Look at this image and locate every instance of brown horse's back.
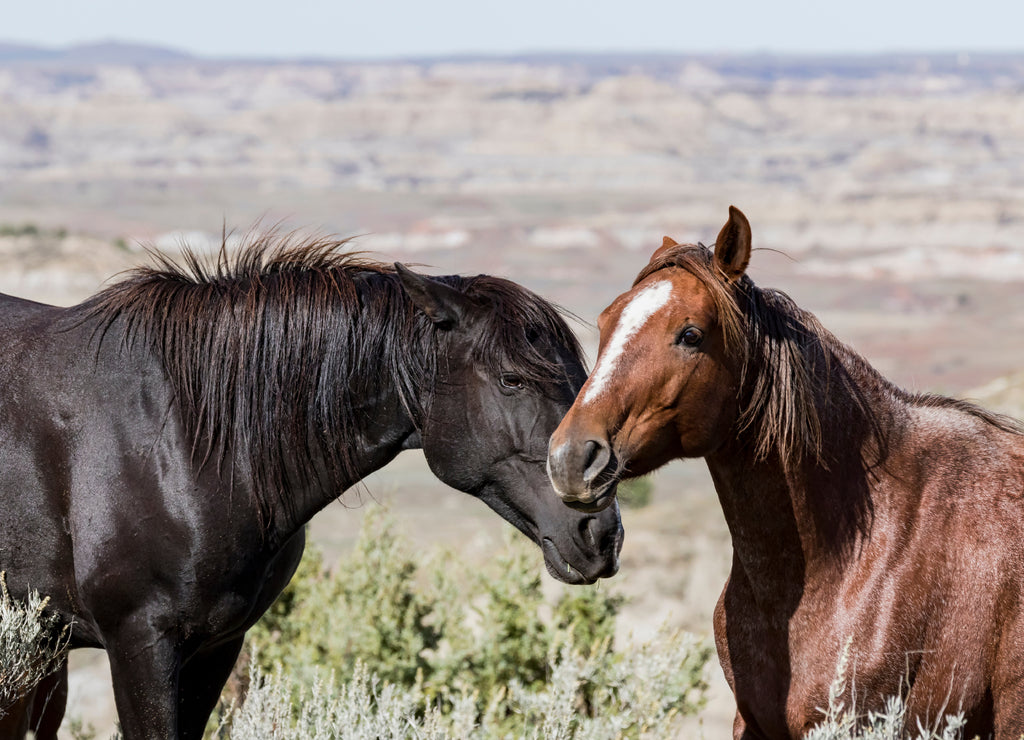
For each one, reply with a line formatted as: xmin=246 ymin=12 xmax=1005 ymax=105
xmin=755 ymin=404 xmax=1024 ymax=734
xmin=895 ymin=407 xmax=1024 ymax=731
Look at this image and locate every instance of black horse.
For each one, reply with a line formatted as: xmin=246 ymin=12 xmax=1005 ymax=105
xmin=0 ymin=235 xmax=622 ymax=739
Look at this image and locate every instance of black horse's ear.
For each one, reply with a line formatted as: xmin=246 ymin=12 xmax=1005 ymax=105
xmin=713 ymin=206 xmax=752 ymax=282
xmin=395 ymin=263 xmax=468 ymax=328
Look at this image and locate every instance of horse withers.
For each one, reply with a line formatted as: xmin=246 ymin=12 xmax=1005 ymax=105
xmin=548 ymin=207 xmax=1024 ymax=738
xmin=0 ymin=235 xmax=622 ymax=739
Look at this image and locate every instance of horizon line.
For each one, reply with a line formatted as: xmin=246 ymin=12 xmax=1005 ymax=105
xmin=2 ymin=37 xmax=1022 ymax=64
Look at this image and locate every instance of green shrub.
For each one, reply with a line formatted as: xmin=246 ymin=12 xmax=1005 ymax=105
xmin=222 ymin=506 xmax=712 ymax=738
xmin=248 ymin=509 xmax=441 ymax=690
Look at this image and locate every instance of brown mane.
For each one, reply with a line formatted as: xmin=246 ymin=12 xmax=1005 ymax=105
xmin=637 ymin=242 xmax=1024 ymax=468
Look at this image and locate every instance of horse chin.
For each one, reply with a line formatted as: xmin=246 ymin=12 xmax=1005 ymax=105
xmin=541 ymin=538 xmax=596 ymax=585
xmin=562 ymin=486 xmax=617 ymax=513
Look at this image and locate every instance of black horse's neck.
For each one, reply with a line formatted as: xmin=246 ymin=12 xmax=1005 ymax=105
xmin=83 ymin=250 xmax=441 ymax=548
xmin=242 ymin=270 xmax=439 ymax=547
xmin=265 ymin=364 xmax=423 ymax=547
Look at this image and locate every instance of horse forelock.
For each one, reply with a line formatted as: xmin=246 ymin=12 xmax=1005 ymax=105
xmin=633 ymin=243 xmax=747 ymax=353
xmin=456 ymin=274 xmax=586 ymax=385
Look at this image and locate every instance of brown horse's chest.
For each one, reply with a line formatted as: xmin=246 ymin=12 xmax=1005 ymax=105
xmin=720 ymin=553 xmax=1000 ymax=737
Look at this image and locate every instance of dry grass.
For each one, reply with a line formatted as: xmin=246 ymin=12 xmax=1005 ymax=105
xmin=0 ymin=572 xmax=70 ymax=717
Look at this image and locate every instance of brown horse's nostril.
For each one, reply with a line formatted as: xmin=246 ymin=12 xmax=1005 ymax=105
xmin=582 ymin=438 xmax=611 ymax=484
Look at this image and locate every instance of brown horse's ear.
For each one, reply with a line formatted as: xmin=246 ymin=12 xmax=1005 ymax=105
xmin=713 ymin=206 xmax=751 ymax=282
xmin=647 ymin=236 xmax=679 ymax=265
xmin=394 ymin=262 xmax=468 ymax=328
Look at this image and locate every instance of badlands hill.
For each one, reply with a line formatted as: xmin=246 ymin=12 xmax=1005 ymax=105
xmin=2 ymin=47 xmax=1024 ymax=257
xmin=2 ymin=45 xmax=1023 ymax=390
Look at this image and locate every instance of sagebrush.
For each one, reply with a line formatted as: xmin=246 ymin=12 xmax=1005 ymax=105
xmin=216 ymin=506 xmax=712 ymax=738
xmin=803 ymin=637 xmax=968 ymax=740
xmin=0 ymin=572 xmax=70 ymax=717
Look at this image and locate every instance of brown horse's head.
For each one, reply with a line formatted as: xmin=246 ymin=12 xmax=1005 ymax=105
xmin=548 ymin=206 xmax=753 ymax=509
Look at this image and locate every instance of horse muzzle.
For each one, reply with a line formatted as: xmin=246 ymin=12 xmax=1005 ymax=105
xmin=547 ymin=433 xmax=620 ymax=512
xmin=540 ymin=501 xmax=623 ymax=584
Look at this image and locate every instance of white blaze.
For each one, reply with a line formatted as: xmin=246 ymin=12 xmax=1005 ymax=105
xmin=582 ymin=280 xmax=673 ymax=405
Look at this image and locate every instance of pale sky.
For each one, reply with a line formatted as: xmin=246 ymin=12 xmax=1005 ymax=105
xmin=5 ymin=0 xmax=1022 ymax=59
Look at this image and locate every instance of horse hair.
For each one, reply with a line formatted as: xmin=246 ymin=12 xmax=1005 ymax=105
xmin=636 ymin=243 xmax=1024 ymax=469
xmin=80 ymin=231 xmax=583 ymax=528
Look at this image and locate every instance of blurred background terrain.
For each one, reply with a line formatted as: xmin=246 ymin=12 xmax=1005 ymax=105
xmin=2 ymin=44 xmax=1024 ymax=735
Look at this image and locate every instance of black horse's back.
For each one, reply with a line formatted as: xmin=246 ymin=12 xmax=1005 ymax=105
xmin=0 ymin=295 xmax=162 ymax=640
xmin=0 ymin=295 xmax=87 ymax=647
xmin=0 ymin=291 xmax=58 ymax=345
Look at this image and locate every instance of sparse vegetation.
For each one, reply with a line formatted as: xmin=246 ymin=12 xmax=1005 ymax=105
xmin=215 ymin=506 xmax=712 ymax=738
xmin=0 ymin=572 xmax=70 ymax=717
xmin=0 ymin=512 xmax=995 ymax=738
xmin=0 ymin=223 xmax=72 ymax=241
xmin=0 ymin=223 xmax=41 ymax=238
xmin=803 ymin=638 xmax=967 ymax=740
xmin=225 ymin=627 xmax=709 ymax=740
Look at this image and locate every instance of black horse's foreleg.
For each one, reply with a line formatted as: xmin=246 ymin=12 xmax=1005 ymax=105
xmin=0 ymin=696 xmax=30 ymax=740
xmin=28 ymin=660 xmax=68 ymax=740
xmin=0 ymin=661 xmax=67 ymax=740
xmin=177 ymin=637 xmax=245 ymax=740
xmin=106 ymin=631 xmax=182 ymax=740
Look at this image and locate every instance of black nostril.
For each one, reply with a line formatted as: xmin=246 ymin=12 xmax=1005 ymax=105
xmin=581 ymin=438 xmax=611 ymax=484
xmin=581 ymin=516 xmax=598 ymax=548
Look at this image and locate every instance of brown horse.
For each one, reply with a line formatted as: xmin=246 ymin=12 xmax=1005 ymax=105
xmin=548 ymin=206 xmax=1024 ymax=738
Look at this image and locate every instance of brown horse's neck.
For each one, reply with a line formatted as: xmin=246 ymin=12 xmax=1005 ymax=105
xmin=706 ymin=452 xmax=807 ymax=615
xmin=705 ymin=354 xmax=904 ymax=610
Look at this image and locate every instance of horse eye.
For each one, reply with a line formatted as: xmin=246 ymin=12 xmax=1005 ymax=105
xmin=500 ymin=373 xmax=524 ymax=390
xmin=678 ymin=327 xmax=703 ymax=347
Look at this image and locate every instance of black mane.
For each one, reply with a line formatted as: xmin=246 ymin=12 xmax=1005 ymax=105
xmin=81 ymin=233 xmax=583 ymax=527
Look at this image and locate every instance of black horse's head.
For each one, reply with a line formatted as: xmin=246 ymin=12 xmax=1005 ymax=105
xmin=396 ymin=264 xmax=622 ymax=584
